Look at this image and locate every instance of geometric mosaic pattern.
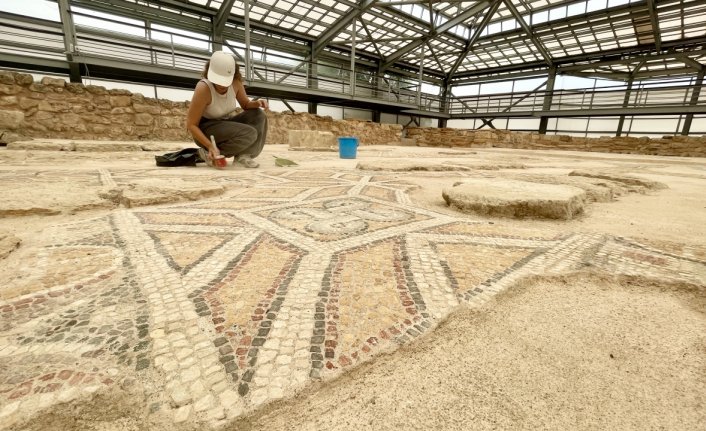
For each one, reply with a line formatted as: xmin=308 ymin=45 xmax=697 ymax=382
xmin=1 ymin=168 xmax=704 ymax=428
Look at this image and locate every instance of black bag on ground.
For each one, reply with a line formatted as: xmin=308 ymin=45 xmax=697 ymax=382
xmin=155 ymin=148 xmax=203 ymax=167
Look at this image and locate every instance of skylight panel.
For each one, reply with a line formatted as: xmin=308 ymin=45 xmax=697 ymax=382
xmin=501 ymin=19 xmax=517 ymax=31
xmin=73 ymin=6 xmax=145 ymax=37
xmin=251 ymin=5 xmax=268 ymax=16
xmin=487 ymin=22 xmax=502 ymax=35
xmin=151 ymin=24 xmax=209 ymax=50
xmin=607 ymin=0 xmax=629 ymax=6
xmin=549 ymin=7 xmax=567 ymax=21
xmin=567 ymin=2 xmax=587 ymax=17
xmin=533 ymin=10 xmax=549 ymax=24
xmin=333 ymin=2 xmax=349 ymax=12
xmin=269 ymin=11 xmax=284 ymax=21
xmin=292 ymin=5 xmax=308 ymax=16
xmin=586 ymin=0 xmax=605 ymax=13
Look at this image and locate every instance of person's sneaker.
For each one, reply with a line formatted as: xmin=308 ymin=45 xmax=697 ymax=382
xmin=235 ymin=154 xmax=259 ymax=168
xmin=198 ymin=147 xmax=214 ymax=167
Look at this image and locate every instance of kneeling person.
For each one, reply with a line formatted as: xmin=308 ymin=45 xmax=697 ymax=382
xmin=186 ymin=51 xmax=268 ymax=168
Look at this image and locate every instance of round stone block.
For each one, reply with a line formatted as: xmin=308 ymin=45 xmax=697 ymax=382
xmin=442 ymin=178 xmax=586 ymax=220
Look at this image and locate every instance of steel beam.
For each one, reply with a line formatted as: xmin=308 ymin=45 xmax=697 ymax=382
xmin=380 ymin=0 xmax=490 ymax=71
xmin=447 ymin=0 xmax=500 ymax=80
xmin=538 ymin=66 xmax=556 ymax=134
xmin=646 ymin=0 xmax=662 ymax=52
xmin=58 ymin=0 xmax=81 ymax=82
xmin=616 ymin=79 xmax=633 ymax=137
xmin=681 ymin=68 xmax=705 ymax=135
xmin=502 ymin=0 xmax=552 ymax=66
xmin=213 ymin=0 xmax=236 ymax=39
xmin=449 ymin=105 xmax=706 ymax=119
xmin=312 ymin=0 xmax=377 ymax=59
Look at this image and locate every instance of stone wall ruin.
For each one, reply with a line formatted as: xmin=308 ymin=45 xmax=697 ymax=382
xmin=1 ymin=70 xmax=705 ymax=157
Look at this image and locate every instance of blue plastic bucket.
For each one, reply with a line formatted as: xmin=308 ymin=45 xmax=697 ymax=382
xmin=338 ymin=136 xmax=359 ymax=159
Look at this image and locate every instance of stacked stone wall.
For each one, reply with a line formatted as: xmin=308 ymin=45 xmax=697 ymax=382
xmin=0 ymin=71 xmax=402 ymax=145
xmin=406 ymin=126 xmax=706 ymax=157
xmin=2 ymin=70 xmax=704 ymax=156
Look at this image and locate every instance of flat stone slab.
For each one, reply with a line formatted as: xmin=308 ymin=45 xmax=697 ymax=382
xmin=443 ymin=178 xmax=586 ymax=220
xmin=140 ymin=141 xmax=192 ymax=152
xmin=288 ymin=130 xmax=336 ymax=151
xmin=6 ymin=140 xmax=191 ymax=152
xmin=74 ymin=141 xmax=143 ymax=152
xmin=110 ymin=181 xmax=226 ymax=207
xmin=569 ymin=170 xmax=668 ymax=191
xmin=6 ymin=140 xmax=75 ymax=151
xmin=357 ymin=160 xmax=524 ymax=171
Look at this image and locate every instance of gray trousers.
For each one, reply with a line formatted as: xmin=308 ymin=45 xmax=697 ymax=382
xmin=196 ymin=108 xmax=268 ymax=158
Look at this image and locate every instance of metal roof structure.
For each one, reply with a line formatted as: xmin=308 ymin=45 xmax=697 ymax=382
xmin=1 ymin=0 xmax=705 ymax=134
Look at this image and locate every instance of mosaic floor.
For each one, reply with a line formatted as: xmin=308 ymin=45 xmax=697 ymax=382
xmin=1 ymin=163 xmax=705 ymax=429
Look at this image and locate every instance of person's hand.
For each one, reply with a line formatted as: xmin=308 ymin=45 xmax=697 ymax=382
xmin=256 ymin=99 xmax=269 ymax=110
xmin=209 ymin=146 xmax=221 ymax=161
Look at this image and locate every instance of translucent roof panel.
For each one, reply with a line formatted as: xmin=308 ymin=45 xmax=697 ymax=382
xmin=163 ymin=0 xmax=702 ymax=80
xmin=178 ymin=0 xmax=354 ymax=38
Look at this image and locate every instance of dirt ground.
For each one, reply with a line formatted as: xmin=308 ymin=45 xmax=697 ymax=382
xmin=232 ymin=272 xmax=706 ymax=431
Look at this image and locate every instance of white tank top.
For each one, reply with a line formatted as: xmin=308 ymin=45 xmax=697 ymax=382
xmin=201 ymin=79 xmax=237 ymax=120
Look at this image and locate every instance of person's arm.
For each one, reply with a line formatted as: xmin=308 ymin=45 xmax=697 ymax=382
xmin=234 ymin=80 xmax=269 ymax=110
xmin=186 ymin=81 xmax=220 ymax=159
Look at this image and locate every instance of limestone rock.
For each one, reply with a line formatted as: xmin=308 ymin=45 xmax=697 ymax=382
xmin=102 ymin=181 xmax=226 ymax=208
xmin=0 ymin=132 xmax=25 ymax=144
xmin=0 ymin=183 xmax=113 ymax=217
xmin=569 ymin=171 xmax=668 ymax=191
xmin=0 ymin=110 xmax=24 ymax=129
xmin=40 ymin=77 xmax=66 ymax=87
xmin=7 ymin=140 xmax=75 ymax=151
xmin=74 ymin=141 xmax=143 ymax=152
xmin=443 ymin=178 xmax=586 ymax=220
xmin=357 ymin=160 xmax=523 ymax=171
xmin=288 ymin=130 xmax=336 ymax=151
xmin=0 ymin=230 xmax=21 ymax=259
xmin=140 ymin=141 xmax=191 ymax=152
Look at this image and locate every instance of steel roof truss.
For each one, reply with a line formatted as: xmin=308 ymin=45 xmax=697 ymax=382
xmin=447 ymin=0 xmax=501 ymax=79
xmin=214 ymin=0 xmax=237 ymax=38
xmin=380 ymin=0 xmax=491 ymax=71
xmin=502 ymin=0 xmax=552 ymax=66
xmin=313 ymin=0 xmax=377 ymax=58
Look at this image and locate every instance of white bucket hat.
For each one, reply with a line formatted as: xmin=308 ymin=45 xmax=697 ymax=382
xmin=207 ymin=51 xmax=236 ymax=87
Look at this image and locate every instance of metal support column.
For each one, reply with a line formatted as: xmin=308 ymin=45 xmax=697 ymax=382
xmin=439 ymin=78 xmax=450 ymax=128
xmin=416 ymin=45 xmax=425 ymax=107
xmin=616 ymin=79 xmax=633 ymax=137
xmin=243 ymin=0 xmax=252 ymax=81
xmin=440 ymin=79 xmax=450 ymax=115
xmin=350 ymin=19 xmax=356 ymax=97
xmin=308 ymin=41 xmax=318 ymax=90
xmin=681 ymin=69 xmax=704 ymax=136
xmin=308 ymin=102 xmax=317 ymax=114
xmin=212 ymin=35 xmax=223 ymax=52
xmin=538 ymin=66 xmax=556 ymax=134
xmin=58 ymin=0 xmax=81 ymax=83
